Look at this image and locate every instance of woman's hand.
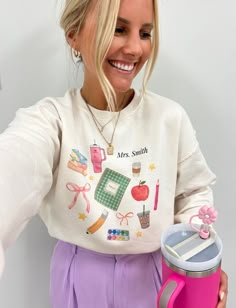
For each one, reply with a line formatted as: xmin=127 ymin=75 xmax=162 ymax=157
xmin=217 ymin=270 xmax=228 ymax=307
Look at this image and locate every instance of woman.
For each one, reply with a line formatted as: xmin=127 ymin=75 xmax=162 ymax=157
xmin=0 ymin=0 xmax=228 ymax=307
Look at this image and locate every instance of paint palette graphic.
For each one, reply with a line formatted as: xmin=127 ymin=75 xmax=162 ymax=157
xmin=107 ymin=229 xmax=130 ymax=241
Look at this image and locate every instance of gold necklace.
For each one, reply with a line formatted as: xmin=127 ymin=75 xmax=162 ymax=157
xmin=86 ymin=103 xmax=121 ymax=155
xmin=83 ymin=89 xmax=133 ymax=155
xmin=87 ymin=110 xmax=116 ymax=132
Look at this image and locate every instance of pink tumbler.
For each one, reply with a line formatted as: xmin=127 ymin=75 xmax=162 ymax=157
xmin=157 ymin=223 xmax=223 ymax=308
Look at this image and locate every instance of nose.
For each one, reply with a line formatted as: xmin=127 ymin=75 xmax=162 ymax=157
xmin=123 ymin=33 xmax=143 ymax=58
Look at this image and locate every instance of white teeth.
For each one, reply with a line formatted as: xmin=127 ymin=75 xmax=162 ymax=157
xmin=110 ymin=61 xmax=134 ymax=71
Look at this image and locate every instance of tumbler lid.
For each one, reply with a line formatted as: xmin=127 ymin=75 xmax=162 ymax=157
xmin=161 ymin=223 xmax=223 ymax=272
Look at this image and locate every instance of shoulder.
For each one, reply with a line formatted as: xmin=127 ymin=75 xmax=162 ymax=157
xmin=142 ymin=90 xmax=189 ymax=120
xmin=21 ymin=88 xmax=80 ymax=120
xmin=143 ymin=90 xmax=180 ymax=107
xmin=10 ymin=89 xmax=78 ymax=129
xmin=34 ymin=88 xmax=78 ymax=110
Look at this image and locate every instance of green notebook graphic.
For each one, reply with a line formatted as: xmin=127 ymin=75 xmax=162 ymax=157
xmin=95 ymin=168 xmax=131 ymax=211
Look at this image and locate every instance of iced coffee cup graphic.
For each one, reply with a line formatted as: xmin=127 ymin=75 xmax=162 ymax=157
xmin=90 ymin=143 xmax=106 ymax=173
xmin=137 ymin=205 xmax=150 ymax=229
xmin=132 ymin=162 xmax=141 ymax=177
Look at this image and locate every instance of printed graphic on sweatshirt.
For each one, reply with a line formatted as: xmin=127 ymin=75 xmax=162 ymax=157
xmin=132 ymin=161 xmax=141 ymax=177
xmin=66 ymin=182 xmax=91 ymax=213
xmin=131 ymin=180 xmax=150 ymax=201
xmin=95 ymin=168 xmax=131 ymax=211
xmin=116 ymin=211 xmax=134 ymax=226
xmin=153 ymin=179 xmax=160 ymax=211
xmin=136 ymin=231 xmax=143 ymax=237
xmin=78 ymin=213 xmax=87 ymax=221
xmin=137 ymin=204 xmax=150 ymax=229
xmin=107 ymin=229 xmax=130 ymax=241
xmin=117 ymin=147 xmax=148 ymax=158
xmin=86 ymin=209 xmax=109 ymax=234
xmin=149 ymin=163 xmax=156 ymax=171
xmin=90 ymin=142 xmax=106 ymax=173
xmin=67 ymin=149 xmax=88 ymax=176
xmin=131 ymin=181 xmax=151 ymax=229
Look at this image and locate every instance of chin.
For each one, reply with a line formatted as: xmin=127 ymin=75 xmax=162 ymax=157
xmin=111 ymin=81 xmax=134 ymax=94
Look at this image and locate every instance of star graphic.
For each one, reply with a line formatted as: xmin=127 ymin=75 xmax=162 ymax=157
xmin=149 ymin=163 xmax=156 ymax=171
xmin=78 ymin=213 xmax=87 ymax=221
xmin=88 ymin=175 xmax=94 ymax=181
xmin=136 ymin=231 xmax=142 ymax=237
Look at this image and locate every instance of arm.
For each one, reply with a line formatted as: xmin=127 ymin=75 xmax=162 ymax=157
xmin=174 ymin=145 xmax=216 ymax=223
xmin=0 ymin=99 xmax=62 ymax=277
xmin=173 ymin=106 xmax=216 ymax=222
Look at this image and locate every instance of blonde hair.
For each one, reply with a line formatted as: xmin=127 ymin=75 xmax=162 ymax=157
xmin=60 ymin=0 xmax=159 ymax=111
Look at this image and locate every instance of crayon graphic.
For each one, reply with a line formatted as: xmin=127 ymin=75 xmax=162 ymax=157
xmin=86 ymin=210 xmax=109 ymax=234
xmin=154 ymin=179 xmax=160 ymax=211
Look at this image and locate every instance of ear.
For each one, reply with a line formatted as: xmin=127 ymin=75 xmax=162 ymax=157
xmin=66 ymin=31 xmax=80 ymax=50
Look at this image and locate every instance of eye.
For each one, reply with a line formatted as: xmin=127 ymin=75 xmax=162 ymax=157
xmin=115 ymin=27 xmax=125 ymax=35
xmin=140 ymin=31 xmax=152 ymax=40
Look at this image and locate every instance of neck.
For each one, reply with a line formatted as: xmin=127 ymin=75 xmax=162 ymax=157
xmin=80 ymin=87 xmax=134 ymax=111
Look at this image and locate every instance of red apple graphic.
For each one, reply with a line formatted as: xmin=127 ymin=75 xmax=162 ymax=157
xmin=131 ymin=181 xmax=149 ymax=201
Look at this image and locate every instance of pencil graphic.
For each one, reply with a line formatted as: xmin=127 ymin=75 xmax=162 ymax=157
xmin=86 ymin=210 xmax=109 ymax=234
xmin=154 ymin=179 xmax=160 ymax=211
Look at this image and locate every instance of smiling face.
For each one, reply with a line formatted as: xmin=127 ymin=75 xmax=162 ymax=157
xmin=103 ymin=0 xmax=153 ymax=93
xmin=68 ymin=0 xmax=154 ymax=109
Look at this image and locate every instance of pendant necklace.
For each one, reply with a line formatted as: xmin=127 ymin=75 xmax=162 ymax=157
xmin=87 ymin=109 xmax=116 ymax=132
xmin=86 ymin=103 xmax=121 ymax=155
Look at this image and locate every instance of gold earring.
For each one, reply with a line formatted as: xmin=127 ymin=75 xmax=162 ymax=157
xmin=73 ymin=49 xmax=80 ymax=58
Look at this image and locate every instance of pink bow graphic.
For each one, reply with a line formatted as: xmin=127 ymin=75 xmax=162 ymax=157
xmin=66 ymin=182 xmax=91 ymax=213
xmin=116 ymin=212 xmax=134 ymax=225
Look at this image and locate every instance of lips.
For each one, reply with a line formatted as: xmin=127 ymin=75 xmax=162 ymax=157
xmin=109 ymin=60 xmax=135 ymax=72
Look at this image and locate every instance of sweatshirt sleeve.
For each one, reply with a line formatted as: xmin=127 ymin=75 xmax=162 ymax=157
xmin=174 ymin=108 xmax=216 ymax=223
xmin=0 ymin=99 xmax=62 ymax=277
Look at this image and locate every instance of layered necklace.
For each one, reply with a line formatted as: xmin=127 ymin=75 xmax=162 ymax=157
xmin=84 ymin=90 xmax=133 ymax=155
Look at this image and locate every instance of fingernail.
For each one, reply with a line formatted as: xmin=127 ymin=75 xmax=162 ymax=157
xmin=220 ymin=291 xmax=225 ymax=301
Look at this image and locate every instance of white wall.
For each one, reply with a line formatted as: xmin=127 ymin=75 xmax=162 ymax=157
xmin=0 ymin=0 xmax=235 ymax=307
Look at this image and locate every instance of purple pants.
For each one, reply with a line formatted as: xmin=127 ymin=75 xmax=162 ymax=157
xmin=50 ymin=241 xmax=162 ymax=308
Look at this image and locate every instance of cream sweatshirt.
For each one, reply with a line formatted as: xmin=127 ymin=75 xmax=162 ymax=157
xmin=0 ymin=89 xmax=216 ymax=276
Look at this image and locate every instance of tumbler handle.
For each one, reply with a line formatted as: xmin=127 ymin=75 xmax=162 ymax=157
xmin=157 ymin=275 xmax=185 ymax=308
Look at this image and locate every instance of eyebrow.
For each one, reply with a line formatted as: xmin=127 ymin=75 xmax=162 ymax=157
xmin=117 ymin=17 xmax=153 ymax=28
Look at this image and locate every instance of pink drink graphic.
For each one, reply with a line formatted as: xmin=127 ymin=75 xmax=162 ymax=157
xmin=90 ymin=143 xmax=106 ymax=173
xmin=154 ymin=179 xmax=160 ymax=211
